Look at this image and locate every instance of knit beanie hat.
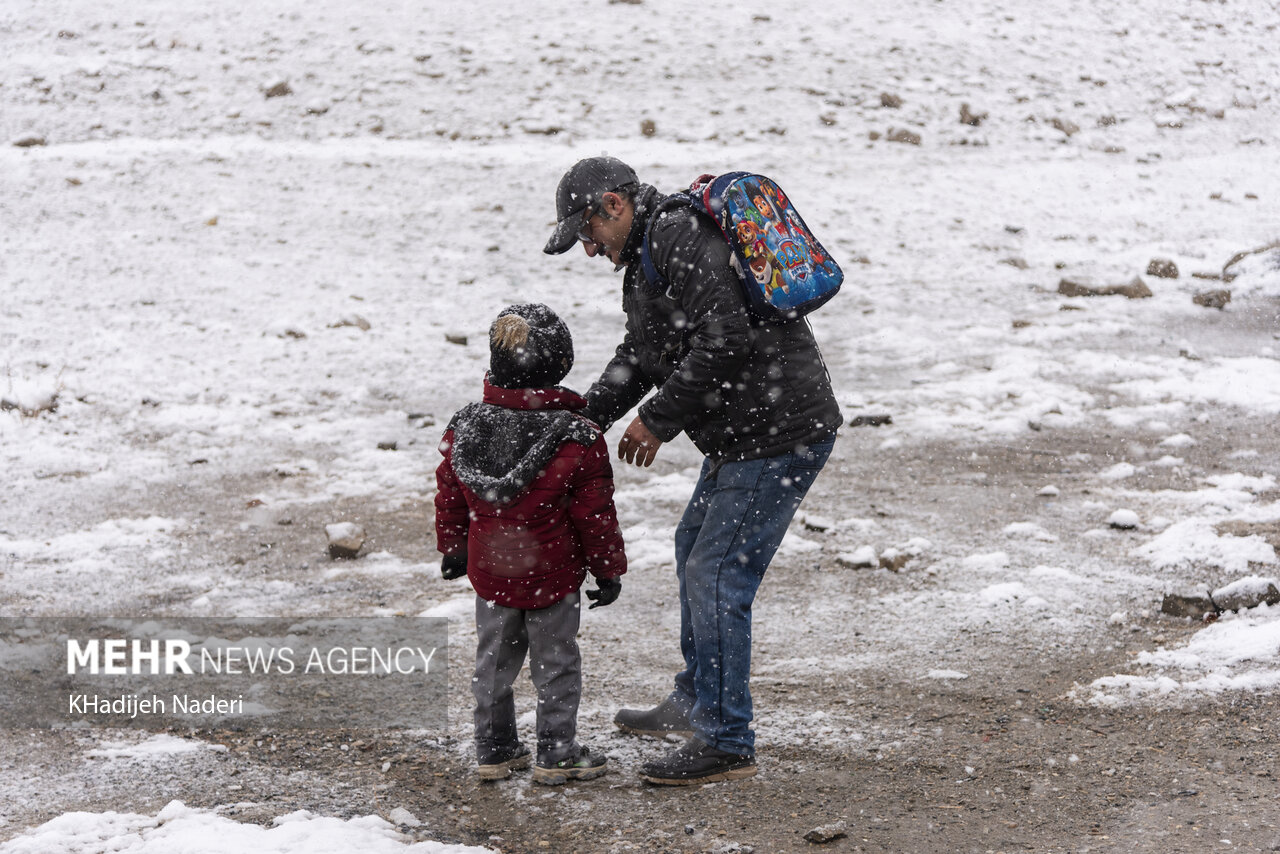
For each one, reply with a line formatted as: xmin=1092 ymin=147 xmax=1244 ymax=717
xmin=488 ymin=303 xmax=574 ymax=389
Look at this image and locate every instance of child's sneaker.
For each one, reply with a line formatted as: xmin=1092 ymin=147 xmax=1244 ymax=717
xmin=532 ymin=746 xmax=608 ymax=786
xmin=476 ymin=743 xmax=531 ymax=781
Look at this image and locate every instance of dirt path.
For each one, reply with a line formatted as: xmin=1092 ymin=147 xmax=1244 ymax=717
xmin=5 ymin=405 xmax=1279 ymax=852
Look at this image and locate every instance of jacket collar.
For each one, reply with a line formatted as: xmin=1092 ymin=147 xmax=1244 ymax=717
xmin=618 ymin=184 xmax=661 ymax=267
xmin=482 ymin=375 xmax=587 ymax=412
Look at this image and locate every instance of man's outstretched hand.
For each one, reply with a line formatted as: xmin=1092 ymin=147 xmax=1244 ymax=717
xmin=618 ymin=415 xmax=662 ymax=467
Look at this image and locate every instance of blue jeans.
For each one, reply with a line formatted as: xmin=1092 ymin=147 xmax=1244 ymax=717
xmin=668 ymin=435 xmax=835 ymax=756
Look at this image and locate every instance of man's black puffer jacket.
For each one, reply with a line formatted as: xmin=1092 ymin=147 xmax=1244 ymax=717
xmin=585 ymin=185 xmax=842 ymax=463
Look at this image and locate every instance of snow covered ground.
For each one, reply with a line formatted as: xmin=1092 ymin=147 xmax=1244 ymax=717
xmin=2 ymin=0 xmax=1279 ymax=850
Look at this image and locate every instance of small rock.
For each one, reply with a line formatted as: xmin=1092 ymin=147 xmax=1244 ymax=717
xmin=264 ymin=81 xmax=293 ymax=99
xmin=1192 ymin=289 xmax=1231 ymax=310
xmin=802 ymin=514 xmax=834 ymax=533
xmin=837 ymin=547 xmax=879 ymax=569
xmin=1050 ymin=117 xmax=1080 ymax=136
xmin=1146 ymin=258 xmax=1179 ymax=279
xmin=886 ymin=127 xmax=922 ymax=145
xmin=13 ymin=136 xmax=47 ymax=148
xmin=879 ymin=549 xmax=910 ymax=572
xmin=1056 ymin=277 xmax=1098 ymax=297
xmin=849 ymin=413 xmax=892 ymax=427
xmin=1211 ymin=577 xmax=1280 ymax=612
xmin=640 ymin=118 xmax=656 ymax=137
xmin=328 ymin=314 xmax=371 ymax=331
xmin=1215 ymin=520 xmax=1280 ymax=549
xmin=1108 ymin=509 xmax=1140 ymax=530
xmin=326 ymin=522 xmax=366 ymax=559
xmin=959 ymin=103 xmax=987 ymax=126
xmin=803 ymin=821 xmax=848 ymax=844
xmin=377 ymin=440 xmax=398 ymax=451
xmin=1160 ymin=593 xmax=1215 ymax=619
xmin=1057 ymin=276 xmax=1152 ymax=299
xmin=1113 ymin=276 xmax=1153 ymax=299
xmin=388 ymin=807 xmax=421 ymax=827
xmin=1037 ymin=485 xmax=1060 ymax=497
xmin=880 ymin=93 xmax=903 ymax=108
xmin=1001 ymin=257 xmax=1029 ymax=270
xmin=868 ymin=130 xmax=882 ymax=141
xmin=445 ymin=333 xmax=468 ymax=346
xmin=1221 ymin=239 xmax=1280 ymax=282
xmin=1 ymin=377 xmax=60 ymax=417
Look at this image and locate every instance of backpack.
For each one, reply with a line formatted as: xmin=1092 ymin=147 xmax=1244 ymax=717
xmin=640 ymin=172 xmax=843 ymax=321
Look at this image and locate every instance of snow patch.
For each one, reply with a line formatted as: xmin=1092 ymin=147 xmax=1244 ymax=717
xmin=0 ymin=801 xmax=492 ymax=853
xmin=1132 ymin=519 xmax=1276 ymax=574
xmin=85 ymin=735 xmax=212 ymax=760
xmin=1076 ymin=606 xmax=1280 ymax=707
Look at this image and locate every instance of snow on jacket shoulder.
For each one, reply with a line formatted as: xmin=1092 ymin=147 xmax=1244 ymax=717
xmin=434 ymin=378 xmax=626 ymax=610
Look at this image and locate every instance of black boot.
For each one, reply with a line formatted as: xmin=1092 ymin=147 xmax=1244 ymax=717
xmin=613 ymin=696 xmax=693 ymax=738
xmin=640 ymin=737 xmax=756 ymax=786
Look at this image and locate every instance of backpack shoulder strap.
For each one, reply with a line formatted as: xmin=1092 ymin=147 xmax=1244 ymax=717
xmin=639 ymin=193 xmax=698 ymax=293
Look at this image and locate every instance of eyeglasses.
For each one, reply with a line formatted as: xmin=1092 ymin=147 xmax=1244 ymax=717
xmin=575 ymin=206 xmax=599 ymax=244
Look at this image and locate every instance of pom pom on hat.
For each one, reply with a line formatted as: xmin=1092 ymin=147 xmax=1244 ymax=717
xmin=488 ymin=303 xmax=574 ymax=389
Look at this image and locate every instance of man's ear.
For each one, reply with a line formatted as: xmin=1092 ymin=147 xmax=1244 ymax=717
xmin=600 ymin=191 xmax=628 ymax=218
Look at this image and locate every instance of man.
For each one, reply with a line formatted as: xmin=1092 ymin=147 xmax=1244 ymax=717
xmin=544 ymin=156 xmax=841 ymax=785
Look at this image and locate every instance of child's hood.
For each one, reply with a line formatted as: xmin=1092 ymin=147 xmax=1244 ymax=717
xmin=444 ymin=383 xmax=600 ymax=505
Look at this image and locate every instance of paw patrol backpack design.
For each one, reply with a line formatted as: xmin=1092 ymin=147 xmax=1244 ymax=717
xmin=640 ymin=172 xmax=843 ymax=321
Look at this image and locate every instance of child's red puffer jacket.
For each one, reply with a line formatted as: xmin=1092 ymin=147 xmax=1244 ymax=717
xmin=435 ymin=378 xmax=626 ymax=610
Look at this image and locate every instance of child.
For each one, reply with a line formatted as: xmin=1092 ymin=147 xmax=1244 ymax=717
xmin=435 ymin=303 xmax=627 ymax=785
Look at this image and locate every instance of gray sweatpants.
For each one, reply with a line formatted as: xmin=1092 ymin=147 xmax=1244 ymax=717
xmin=473 ymin=592 xmax=581 ymax=765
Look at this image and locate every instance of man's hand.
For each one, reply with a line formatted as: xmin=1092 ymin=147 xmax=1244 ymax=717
xmin=618 ymin=415 xmax=662 ymax=467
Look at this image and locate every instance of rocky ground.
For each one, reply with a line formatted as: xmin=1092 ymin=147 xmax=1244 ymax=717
xmin=4 ymin=394 xmax=1279 ymax=853
xmin=3 ymin=2 xmax=1279 ymax=849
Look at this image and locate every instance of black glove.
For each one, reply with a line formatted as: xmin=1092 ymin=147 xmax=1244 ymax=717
xmin=585 ymin=577 xmax=621 ymax=609
xmin=440 ymin=553 xmax=468 ymax=580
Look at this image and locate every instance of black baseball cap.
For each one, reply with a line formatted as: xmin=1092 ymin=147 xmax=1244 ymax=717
xmin=543 ymin=156 xmax=639 ymax=255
